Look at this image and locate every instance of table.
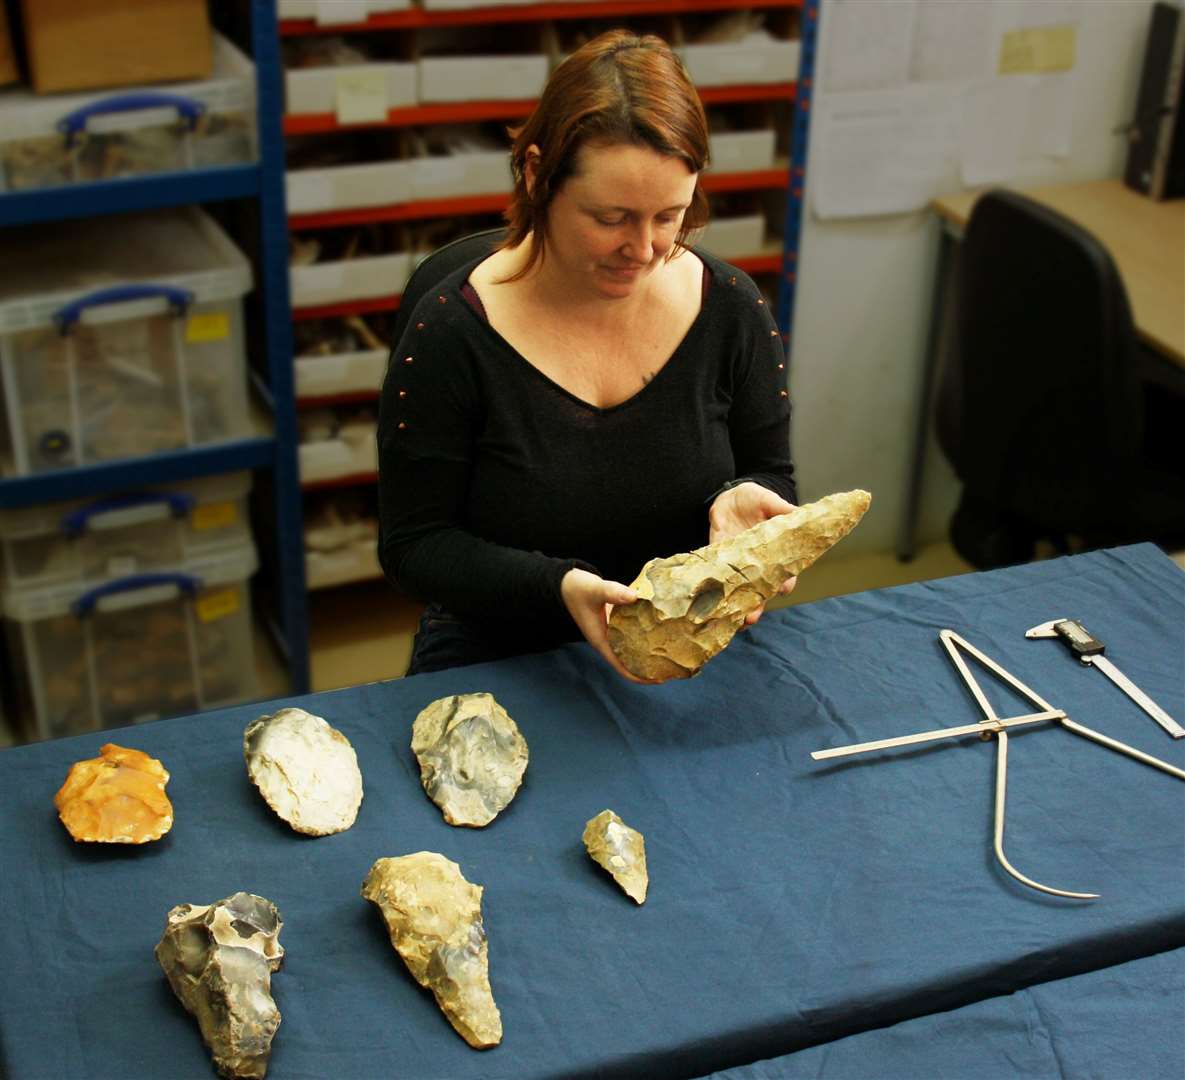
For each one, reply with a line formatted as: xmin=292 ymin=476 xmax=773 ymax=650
xmin=705 ymin=947 xmax=1185 ymax=1079
xmin=1 ymin=543 xmax=1183 ymax=1079
xmin=897 ymin=179 xmax=1185 ymax=561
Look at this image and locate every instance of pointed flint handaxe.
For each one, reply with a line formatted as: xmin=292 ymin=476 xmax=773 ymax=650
xmin=607 ymin=489 xmax=871 ymax=681
xmin=362 ymin=852 xmax=503 ymax=1049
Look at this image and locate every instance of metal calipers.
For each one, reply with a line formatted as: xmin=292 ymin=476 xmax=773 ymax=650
xmin=812 ymin=630 xmax=1185 ymax=900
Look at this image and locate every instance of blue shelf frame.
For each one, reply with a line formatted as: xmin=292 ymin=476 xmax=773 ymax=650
xmin=776 ymin=0 xmax=819 ymax=350
xmin=0 ymin=164 xmax=261 ymax=228
xmin=0 ymin=0 xmax=310 ymax=696
xmin=250 ymin=0 xmax=310 ymax=693
xmin=0 ymin=438 xmax=276 ymax=508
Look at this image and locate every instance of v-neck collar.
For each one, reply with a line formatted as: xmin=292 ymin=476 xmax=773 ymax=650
xmin=454 ymin=251 xmax=712 ymax=416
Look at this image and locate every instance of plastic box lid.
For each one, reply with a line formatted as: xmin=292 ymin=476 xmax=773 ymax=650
xmin=2 ymin=538 xmax=258 ymax=621
xmin=0 ymin=206 xmax=252 ymax=333
xmin=0 ymin=32 xmax=254 ymax=143
xmin=0 ymin=470 xmax=252 ymax=540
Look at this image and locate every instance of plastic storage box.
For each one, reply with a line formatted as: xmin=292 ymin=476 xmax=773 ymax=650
xmin=296 ymin=349 xmax=387 ymax=400
xmin=285 ymin=59 xmax=416 ymax=117
xmin=287 ymin=159 xmax=412 ymax=214
xmin=0 ymin=471 xmax=251 ymax=592
xmin=0 ymin=207 xmax=253 ymax=476
xmin=279 ymin=0 xmax=410 ymax=22
xmin=416 ymin=26 xmax=550 ymax=104
xmin=2 ymin=540 xmax=258 ymax=741
xmin=701 ymin=214 xmax=767 ymax=258
xmin=0 ymin=32 xmax=255 ymax=193
xmin=290 ymin=251 xmax=411 ymax=309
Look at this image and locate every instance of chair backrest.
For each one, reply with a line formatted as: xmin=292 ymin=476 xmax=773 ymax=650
xmin=935 ymin=189 xmax=1143 ymax=529
xmin=390 ymin=228 xmax=506 ymax=348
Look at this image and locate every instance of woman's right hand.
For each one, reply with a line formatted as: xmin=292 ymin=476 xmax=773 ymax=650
xmin=561 ymin=568 xmax=658 ymax=684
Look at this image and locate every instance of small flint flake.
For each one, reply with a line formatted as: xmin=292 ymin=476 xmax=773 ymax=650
xmin=583 ymin=809 xmax=648 ymax=904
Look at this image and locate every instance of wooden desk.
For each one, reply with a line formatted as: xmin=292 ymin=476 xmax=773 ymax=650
xmin=933 ymin=180 xmax=1184 ymax=364
xmin=898 ymin=178 xmax=1185 ymax=560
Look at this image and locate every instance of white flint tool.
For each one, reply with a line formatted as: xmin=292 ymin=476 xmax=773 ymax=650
xmin=1026 ymin=619 xmax=1184 ymax=739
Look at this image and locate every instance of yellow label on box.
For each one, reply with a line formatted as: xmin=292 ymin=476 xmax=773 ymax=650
xmin=335 ymin=69 xmax=388 ymax=125
xmin=197 ymin=588 xmax=240 ymax=623
xmin=185 ymin=312 xmax=230 ymax=344
xmin=191 ymin=501 xmax=237 ymax=531
xmin=999 ymin=25 xmax=1076 ymax=75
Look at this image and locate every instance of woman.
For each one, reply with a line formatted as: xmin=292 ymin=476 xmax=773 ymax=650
xmin=378 ymin=29 xmax=797 ymax=682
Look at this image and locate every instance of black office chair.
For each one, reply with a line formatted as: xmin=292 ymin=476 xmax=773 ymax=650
xmin=935 ymin=189 xmax=1185 ymax=568
xmin=390 ymin=228 xmax=506 ymax=347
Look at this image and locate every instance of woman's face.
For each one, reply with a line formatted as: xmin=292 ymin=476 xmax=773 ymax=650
xmin=539 ymin=141 xmax=698 ymax=300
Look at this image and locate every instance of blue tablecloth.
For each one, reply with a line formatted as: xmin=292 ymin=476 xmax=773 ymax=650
xmin=703 ymin=946 xmax=1185 ymax=1079
xmin=1 ymin=544 xmax=1182 ymax=1079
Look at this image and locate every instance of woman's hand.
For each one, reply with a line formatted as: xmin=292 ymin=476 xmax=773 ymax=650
xmin=561 ymin=568 xmax=658 ymax=684
xmin=708 ymin=481 xmax=798 ymax=626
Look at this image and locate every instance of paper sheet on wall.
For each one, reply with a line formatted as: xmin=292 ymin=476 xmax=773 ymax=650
xmin=812 ymin=86 xmax=958 ymax=219
xmin=959 ymin=77 xmax=1032 ymax=185
xmin=815 ymin=0 xmax=1081 ymax=219
xmin=1022 ymin=73 xmax=1075 ymax=158
xmin=990 ymin=1 xmax=1079 ymax=159
xmin=910 ymin=0 xmax=995 ymax=83
xmin=822 ymin=0 xmax=916 ymax=92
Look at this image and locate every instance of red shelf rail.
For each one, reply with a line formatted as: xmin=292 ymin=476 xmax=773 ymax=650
xmin=291 ymin=248 xmax=783 ymax=322
xmin=302 ymin=471 xmax=380 ymax=491
xmin=289 ymin=166 xmax=788 ymax=230
xmin=281 ymin=0 xmax=802 ymax=35
xmin=296 ymin=390 xmax=387 ymax=408
xmin=292 ymin=295 xmax=402 ymax=321
xmin=283 ymin=83 xmax=795 ymax=135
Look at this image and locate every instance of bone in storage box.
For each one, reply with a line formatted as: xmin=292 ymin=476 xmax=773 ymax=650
xmin=0 ymin=207 xmax=253 ymax=476
xmin=0 ymin=32 xmax=254 ymax=194
xmin=0 ymin=471 xmax=252 ymax=593
xmin=2 ymin=539 xmax=258 ymax=742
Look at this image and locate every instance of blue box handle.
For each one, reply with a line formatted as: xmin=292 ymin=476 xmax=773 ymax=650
xmin=53 ymin=284 xmax=194 ymax=334
xmin=60 ymin=491 xmax=197 ymax=538
xmin=57 ymin=91 xmax=206 ymax=145
xmin=73 ymin=572 xmax=202 ymax=617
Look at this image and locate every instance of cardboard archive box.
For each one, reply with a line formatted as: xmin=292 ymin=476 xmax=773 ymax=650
xmin=0 ymin=3 xmax=18 ymax=86
xmin=20 ymin=0 xmax=211 ymax=94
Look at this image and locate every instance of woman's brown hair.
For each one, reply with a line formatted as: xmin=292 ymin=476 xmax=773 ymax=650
xmin=501 ymin=29 xmax=710 ymax=279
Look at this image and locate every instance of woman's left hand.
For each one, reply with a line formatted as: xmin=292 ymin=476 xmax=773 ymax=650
xmin=708 ymin=481 xmax=798 ymax=626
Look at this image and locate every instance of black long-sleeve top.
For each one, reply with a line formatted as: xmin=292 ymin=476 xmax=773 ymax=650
xmin=378 ymin=248 xmax=795 ymax=645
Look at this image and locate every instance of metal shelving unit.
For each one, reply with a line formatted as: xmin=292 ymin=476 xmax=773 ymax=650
xmin=282 ymin=0 xmax=818 ymax=553
xmin=0 ymin=0 xmax=818 ymax=697
xmin=0 ymin=0 xmax=310 ymax=697
xmin=778 ymin=0 xmax=818 ymax=340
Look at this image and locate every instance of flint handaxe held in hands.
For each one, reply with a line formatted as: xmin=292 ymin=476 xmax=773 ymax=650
xmin=608 ymin=489 xmax=871 ymax=681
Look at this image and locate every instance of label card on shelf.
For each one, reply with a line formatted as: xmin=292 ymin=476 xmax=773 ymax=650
xmin=185 ymin=313 xmax=230 ymax=344
xmin=197 ymin=587 xmax=240 ymax=623
xmin=192 ymin=502 xmax=238 ymax=531
xmin=335 ymin=70 xmax=388 ymax=125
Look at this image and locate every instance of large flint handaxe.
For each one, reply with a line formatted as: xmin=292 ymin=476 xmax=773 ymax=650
xmin=608 ymin=489 xmax=871 ymax=681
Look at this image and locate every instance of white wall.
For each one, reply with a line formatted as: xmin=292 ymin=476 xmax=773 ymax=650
xmin=789 ymin=0 xmax=1161 ymax=554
